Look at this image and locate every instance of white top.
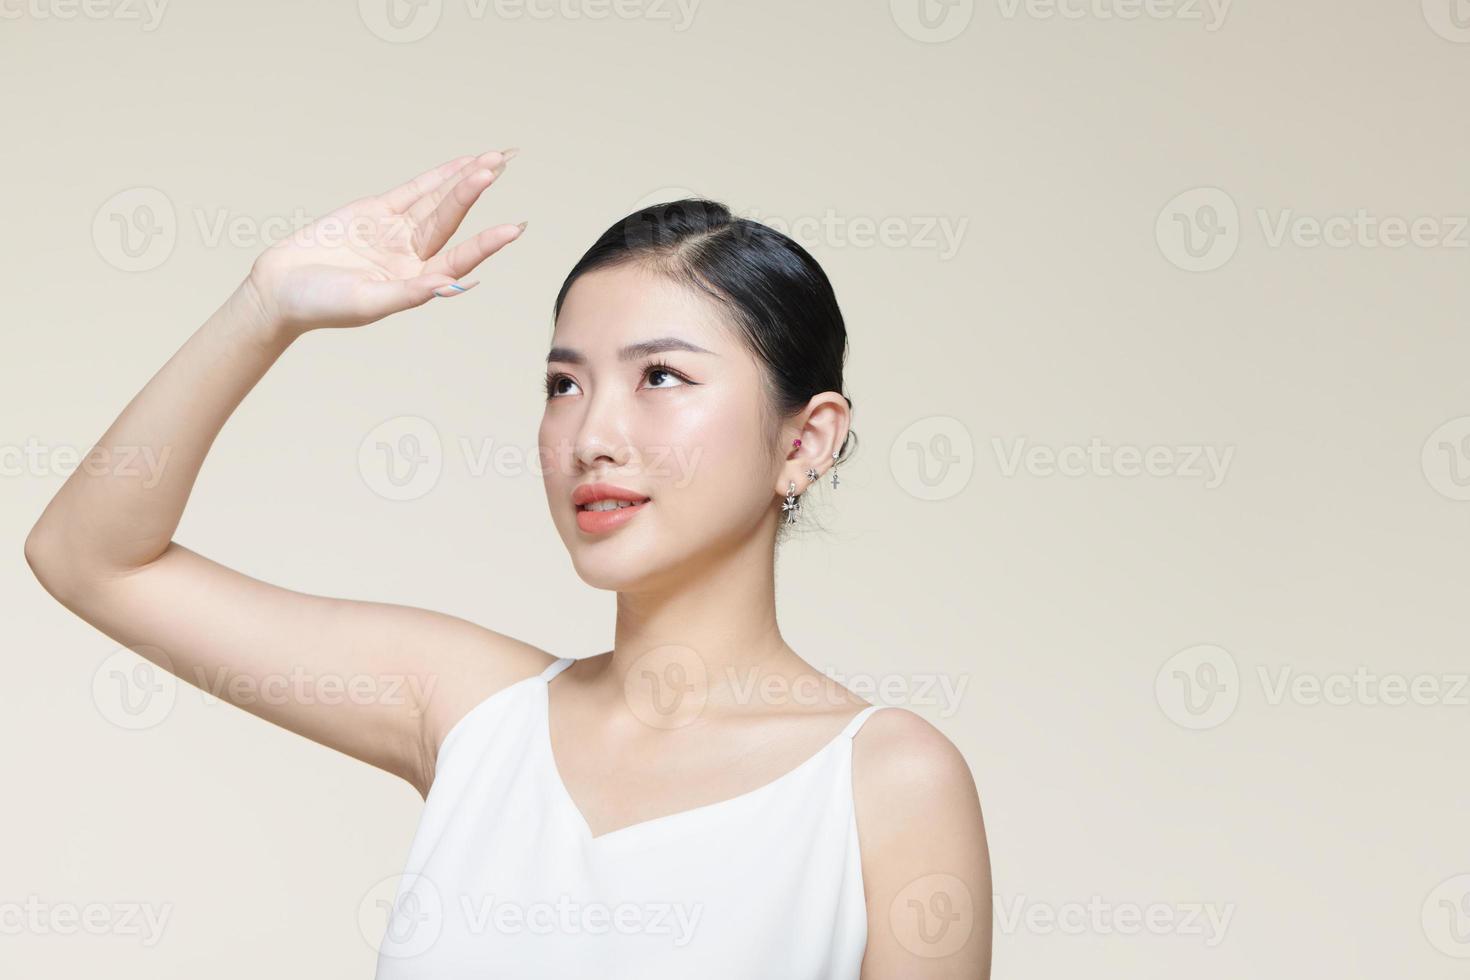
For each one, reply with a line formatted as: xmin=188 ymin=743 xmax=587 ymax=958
xmin=373 ymin=656 xmax=889 ymax=978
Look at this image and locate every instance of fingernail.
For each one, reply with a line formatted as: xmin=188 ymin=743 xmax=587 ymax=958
xmin=434 ymin=280 xmax=479 ymax=297
xmin=500 ymin=147 xmax=520 ymax=161
xmin=514 ymin=220 xmax=529 ymax=234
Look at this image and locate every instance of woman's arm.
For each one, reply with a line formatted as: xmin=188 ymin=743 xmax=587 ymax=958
xmin=23 ymin=150 xmax=550 ymax=797
xmin=854 ymin=708 xmax=993 ymax=978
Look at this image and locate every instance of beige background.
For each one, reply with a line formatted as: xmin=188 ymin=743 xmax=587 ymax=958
xmin=4 ymin=0 xmax=1469 ymax=976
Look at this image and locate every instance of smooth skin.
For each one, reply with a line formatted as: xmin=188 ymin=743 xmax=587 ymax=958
xmin=24 ymin=149 xmax=991 ymax=978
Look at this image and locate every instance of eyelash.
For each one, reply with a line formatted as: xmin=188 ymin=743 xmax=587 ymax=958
xmin=542 ymin=360 xmax=694 ymax=400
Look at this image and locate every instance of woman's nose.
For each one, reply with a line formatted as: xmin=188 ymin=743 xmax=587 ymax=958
xmin=571 ymin=392 xmax=634 ymax=471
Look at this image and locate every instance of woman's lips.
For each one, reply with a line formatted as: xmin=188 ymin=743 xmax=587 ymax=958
xmin=575 ymin=498 xmax=650 ymax=534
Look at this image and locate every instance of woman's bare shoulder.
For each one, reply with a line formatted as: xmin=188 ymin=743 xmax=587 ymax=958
xmin=850 ymin=706 xmax=992 ymax=975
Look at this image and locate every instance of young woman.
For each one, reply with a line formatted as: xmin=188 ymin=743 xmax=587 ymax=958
xmin=25 ymin=149 xmax=991 ymax=978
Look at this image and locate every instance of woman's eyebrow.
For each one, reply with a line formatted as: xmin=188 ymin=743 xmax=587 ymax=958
xmin=546 ymin=337 xmax=718 ymax=365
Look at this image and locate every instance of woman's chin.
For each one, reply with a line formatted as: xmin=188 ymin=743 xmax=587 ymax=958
xmin=568 ymin=542 xmax=687 ymax=594
xmin=573 ymin=562 xmax=657 ymax=593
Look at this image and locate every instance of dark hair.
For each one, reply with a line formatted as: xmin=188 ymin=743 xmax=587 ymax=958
xmin=552 ymin=199 xmax=859 ymax=504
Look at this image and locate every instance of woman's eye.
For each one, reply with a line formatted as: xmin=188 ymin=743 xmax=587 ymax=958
xmin=544 ymin=375 xmax=580 ymax=398
xmin=545 ymin=366 xmax=690 ymax=400
xmin=643 ymin=366 xmax=687 ymax=390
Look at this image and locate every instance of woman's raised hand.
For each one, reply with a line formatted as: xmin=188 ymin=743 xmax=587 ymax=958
xmin=242 ymin=149 xmax=524 ymax=335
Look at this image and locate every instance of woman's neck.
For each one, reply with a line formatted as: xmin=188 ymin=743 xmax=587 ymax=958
xmin=593 ymin=544 xmax=818 ymax=718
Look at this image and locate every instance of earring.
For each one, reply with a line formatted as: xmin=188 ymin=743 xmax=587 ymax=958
xmin=830 ymin=448 xmax=840 ymax=490
xmin=805 ymin=466 xmax=819 ymax=484
xmin=781 ymin=479 xmax=800 ymax=525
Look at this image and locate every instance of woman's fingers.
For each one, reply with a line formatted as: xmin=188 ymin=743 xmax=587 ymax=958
xmin=378 ymin=155 xmax=475 ymax=213
xmin=422 ymin=221 xmax=526 ymax=281
xmin=406 ymin=150 xmax=510 ymax=223
xmin=412 ymin=166 xmax=499 ymax=259
xmin=353 ymin=271 xmax=475 ymax=321
xmin=406 ymin=149 xmax=514 ymax=251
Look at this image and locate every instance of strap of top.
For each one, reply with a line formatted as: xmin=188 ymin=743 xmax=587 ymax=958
xmin=840 ymin=703 xmax=890 ymax=739
xmin=540 ymin=657 xmax=575 ymax=682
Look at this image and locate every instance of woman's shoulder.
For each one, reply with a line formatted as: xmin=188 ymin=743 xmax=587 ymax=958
xmin=849 ymin=704 xmax=973 ymax=787
xmin=848 ymin=705 xmax=990 ymax=964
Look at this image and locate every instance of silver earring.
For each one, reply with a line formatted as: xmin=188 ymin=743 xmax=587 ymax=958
xmin=830 ymin=449 xmax=840 ymax=490
xmin=805 ymin=467 xmax=819 ymax=484
xmin=781 ymin=479 xmax=800 ymax=525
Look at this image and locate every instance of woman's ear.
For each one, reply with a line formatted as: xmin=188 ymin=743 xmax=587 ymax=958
xmin=776 ymin=393 xmax=850 ymax=495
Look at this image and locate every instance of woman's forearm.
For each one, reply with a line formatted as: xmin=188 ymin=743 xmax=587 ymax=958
xmin=25 ymin=278 xmax=292 ymax=590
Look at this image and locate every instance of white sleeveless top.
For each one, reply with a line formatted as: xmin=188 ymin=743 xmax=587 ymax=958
xmin=373 ymin=656 xmax=889 ymax=978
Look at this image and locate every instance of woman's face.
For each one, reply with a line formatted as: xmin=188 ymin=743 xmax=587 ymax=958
xmin=539 ymin=262 xmax=782 ymax=591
